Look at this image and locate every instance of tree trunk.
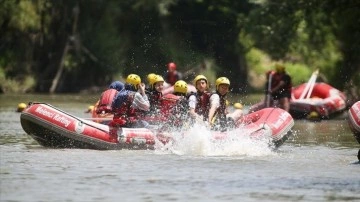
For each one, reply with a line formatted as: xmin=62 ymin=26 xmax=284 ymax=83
xmin=49 ymin=40 xmax=69 ymax=93
xmin=49 ymin=3 xmax=80 ymax=93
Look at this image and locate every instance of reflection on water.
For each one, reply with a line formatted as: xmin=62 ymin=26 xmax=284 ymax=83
xmin=290 ymin=119 xmax=358 ymax=148
xmin=0 ymin=94 xmax=359 ymax=202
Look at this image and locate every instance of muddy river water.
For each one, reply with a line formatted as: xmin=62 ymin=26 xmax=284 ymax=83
xmin=1 ymin=94 xmax=359 ymax=202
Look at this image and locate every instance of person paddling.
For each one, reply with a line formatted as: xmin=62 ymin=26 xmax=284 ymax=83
xmin=163 ymin=80 xmax=189 ymax=131
xmin=140 ymin=74 xmax=166 ymax=125
xmin=208 ymin=77 xmax=243 ymax=131
xmin=188 ymin=75 xmax=211 ymax=122
xmin=110 ymin=74 xmax=150 ymax=128
xmin=90 ymin=81 xmax=125 ymax=124
xmin=146 ymin=73 xmax=157 ymax=89
xmin=95 ymin=81 xmax=125 ymax=115
xmin=145 ymin=75 xmax=165 ymax=115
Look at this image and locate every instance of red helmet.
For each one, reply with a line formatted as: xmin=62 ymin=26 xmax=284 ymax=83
xmin=168 ymin=62 xmax=177 ymax=71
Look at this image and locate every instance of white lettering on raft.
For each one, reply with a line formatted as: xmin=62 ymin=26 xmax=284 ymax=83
xmin=35 ymin=106 xmax=54 ymax=119
xmin=35 ymin=106 xmax=71 ymax=127
xmin=272 ymin=112 xmax=288 ymax=129
xmin=53 ymin=114 xmax=71 ymax=127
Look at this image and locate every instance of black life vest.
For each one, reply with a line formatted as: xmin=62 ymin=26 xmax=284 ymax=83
xmin=271 ymin=73 xmax=292 ymax=93
xmin=211 ymin=92 xmax=228 ymax=131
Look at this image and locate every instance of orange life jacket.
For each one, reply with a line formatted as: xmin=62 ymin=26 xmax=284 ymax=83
xmin=96 ymin=89 xmax=118 ymax=114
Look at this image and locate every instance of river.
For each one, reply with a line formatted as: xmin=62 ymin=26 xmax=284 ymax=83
xmin=0 ymin=94 xmax=359 ymax=202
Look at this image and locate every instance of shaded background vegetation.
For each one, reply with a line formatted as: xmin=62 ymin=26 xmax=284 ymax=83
xmin=1 ymin=0 xmax=359 ymax=101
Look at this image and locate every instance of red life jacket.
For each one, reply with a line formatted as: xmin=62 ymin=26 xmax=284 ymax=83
xmin=165 ymin=72 xmax=179 ymax=85
xmin=160 ymin=93 xmax=180 ymax=118
xmin=111 ymin=92 xmax=137 ymax=127
xmin=164 ymin=94 xmax=189 ymax=129
xmin=194 ymin=91 xmax=211 ymax=121
xmin=96 ymin=89 xmax=118 ymax=114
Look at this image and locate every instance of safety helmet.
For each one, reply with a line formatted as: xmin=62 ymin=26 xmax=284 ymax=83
xmin=168 ymin=62 xmax=177 ymax=71
xmin=193 ymin=74 xmax=208 ymax=86
xmin=275 ymin=63 xmax=285 ymax=73
xmin=215 ymin=77 xmax=230 ymax=90
xmin=149 ymin=75 xmax=165 ymax=88
xmin=108 ymin=81 xmax=124 ymax=91
xmin=17 ymin=103 xmax=27 ymax=112
xmin=146 ymin=73 xmax=157 ymax=84
xmin=174 ymin=80 xmax=188 ymax=94
xmin=126 ymin=74 xmax=141 ymax=89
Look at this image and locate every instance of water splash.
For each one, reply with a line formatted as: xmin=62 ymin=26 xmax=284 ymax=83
xmin=155 ymin=122 xmax=275 ymax=157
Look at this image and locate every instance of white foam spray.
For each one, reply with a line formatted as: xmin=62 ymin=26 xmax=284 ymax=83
xmin=154 ymin=122 xmax=275 ymax=157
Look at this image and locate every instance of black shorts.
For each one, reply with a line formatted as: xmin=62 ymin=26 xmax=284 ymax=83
xmin=272 ymin=91 xmax=291 ymax=100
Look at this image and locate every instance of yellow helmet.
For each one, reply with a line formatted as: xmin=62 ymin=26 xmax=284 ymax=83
xmin=275 ymin=63 xmax=285 ymax=73
xmin=146 ymin=73 xmax=157 ymax=84
xmin=193 ymin=74 xmax=208 ymax=86
xmin=215 ymin=77 xmax=230 ymax=90
xmin=17 ymin=103 xmax=27 ymax=112
xmin=174 ymin=80 xmax=188 ymax=94
xmin=126 ymin=74 xmax=141 ymax=89
xmin=149 ymin=75 xmax=164 ymax=87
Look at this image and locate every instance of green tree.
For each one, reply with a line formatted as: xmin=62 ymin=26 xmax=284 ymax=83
xmin=244 ymin=0 xmax=360 ymax=92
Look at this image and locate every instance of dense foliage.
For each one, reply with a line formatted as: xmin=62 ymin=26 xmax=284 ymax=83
xmin=0 ymin=0 xmax=359 ymax=98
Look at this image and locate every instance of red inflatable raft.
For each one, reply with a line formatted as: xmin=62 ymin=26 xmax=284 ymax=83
xmin=290 ymin=82 xmax=347 ymax=119
xmin=20 ymin=102 xmax=294 ymax=150
xmin=348 ymin=101 xmax=360 ymax=144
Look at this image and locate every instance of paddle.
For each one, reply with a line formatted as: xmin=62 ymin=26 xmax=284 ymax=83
xmin=265 ymin=71 xmax=274 ymax=107
xmin=82 ymin=117 xmax=113 ymax=121
xmin=298 ymin=69 xmax=319 ymax=100
xmin=305 ymin=70 xmax=319 ymax=99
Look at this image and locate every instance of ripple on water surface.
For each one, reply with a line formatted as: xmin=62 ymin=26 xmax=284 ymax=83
xmin=1 ymin=103 xmax=359 ymax=201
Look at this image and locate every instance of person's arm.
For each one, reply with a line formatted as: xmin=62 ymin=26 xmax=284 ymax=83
xmin=208 ymin=94 xmax=220 ymax=125
xmin=177 ymin=71 xmax=183 ymax=80
xmin=132 ymin=83 xmax=150 ymax=111
xmin=271 ymin=81 xmax=285 ymax=93
xmin=188 ymin=95 xmax=198 ymax=118
xmin=271 ymin=74 xmax=287 ymax=94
